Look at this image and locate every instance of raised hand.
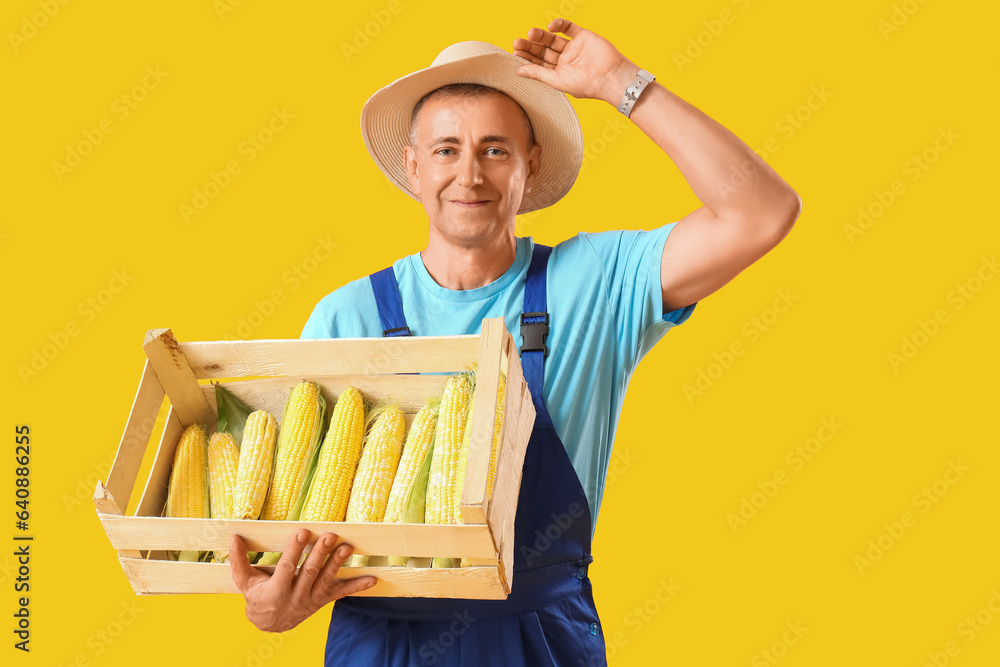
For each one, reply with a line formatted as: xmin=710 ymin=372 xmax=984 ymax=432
xmin=512 ymin=18 xmax=640 ymax=106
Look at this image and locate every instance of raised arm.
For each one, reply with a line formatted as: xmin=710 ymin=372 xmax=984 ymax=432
xmin=514 ymin=18 xmax=802 ymax=312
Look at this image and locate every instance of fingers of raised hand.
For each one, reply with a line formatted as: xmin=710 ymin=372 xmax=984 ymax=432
xmin=547 ymin=17 xmax=583 ymax=39
xmin=513 ymin=41 xmax=560 ymax=69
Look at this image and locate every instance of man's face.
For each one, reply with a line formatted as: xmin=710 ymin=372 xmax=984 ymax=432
xmin=404 ymin=91 xmax=541 ymax=246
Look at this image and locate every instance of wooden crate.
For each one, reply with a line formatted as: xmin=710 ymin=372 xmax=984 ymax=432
xmin=94 ymin=318 xmax=535 ymax=599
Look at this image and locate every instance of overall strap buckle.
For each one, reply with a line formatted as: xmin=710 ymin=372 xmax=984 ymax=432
xmin=382 ymin=326 xmax=411 ymax=337
xmin=520 ymin=312 xmax=549 ymax=357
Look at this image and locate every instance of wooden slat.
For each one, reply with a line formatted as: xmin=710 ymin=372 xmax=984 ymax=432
xmin=181 ymin=336 xmax=481 ymax=379
xmin=119 ymin=558 xmax=505 ymax=598
xmin=488 ymin=345 xmax=534 ymax=592
xmin=135 ymin=407 xmax=183 ymax=518
xmin=460 ymin=319 xmax=507 ymax=524
xmin=203 ymin=374 xmax=452 ymax=419
xmin=102 ymin=360 xmax=165 ymax=515
xmin=143 ymin=329 xmax=215 ymax=427
xmin=94 ymin=482 xmax=141 ymax=558
xmin=97 ymin=515 xmax=498 ymax=558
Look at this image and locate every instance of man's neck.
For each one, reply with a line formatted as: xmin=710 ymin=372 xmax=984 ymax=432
xmin=420 ymin=232 xmax=517 ymax=290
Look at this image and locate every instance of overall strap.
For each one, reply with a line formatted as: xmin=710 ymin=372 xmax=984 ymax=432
xmin=520 ymin=243 xmax=554 ymax=428
xmin=369 ymin=266 xmax=411 ymax=337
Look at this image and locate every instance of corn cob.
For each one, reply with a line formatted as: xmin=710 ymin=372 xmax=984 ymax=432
xmin=345 ymin=404 xmax=405 ymax=567
xmin=206 ymin=432 xmax=240 ymax=562
xmin=299 ymin=387 xmax=366 ymax=522
xmin=261 ymin=382 xmax=326 ymax=521
xmin=165 ymin=423 xmax=209 ymax=562
xmin=426 ymin=373 xmax=471 ymax=568
xmin=233 ymin=410 xmax=277 ymax=521
xmin=452 ymin=385 xmax=476 ymax=525
xmin=383 ymin=400 xmax=439 ymax=525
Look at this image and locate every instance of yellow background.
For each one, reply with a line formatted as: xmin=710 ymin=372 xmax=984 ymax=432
xmin=3 ymin=0 xmax=998 ymax=664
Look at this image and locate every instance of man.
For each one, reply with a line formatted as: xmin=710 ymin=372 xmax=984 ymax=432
xmin=229 ymin=18 xmax=801 ymax=665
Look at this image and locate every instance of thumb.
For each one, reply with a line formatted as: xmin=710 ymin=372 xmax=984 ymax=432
xmin=517 ymin=63 xmax=558 ymax=88
xmin=229 ymin=533 xmax=260 ymax=592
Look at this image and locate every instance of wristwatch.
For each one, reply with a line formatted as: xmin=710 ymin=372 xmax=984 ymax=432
xmin=618 ymin=69 xmax=655 ymax=118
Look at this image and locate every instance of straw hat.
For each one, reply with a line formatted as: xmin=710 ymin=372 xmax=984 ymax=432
xmin=360 ymin=41 xmax=584 ymax=215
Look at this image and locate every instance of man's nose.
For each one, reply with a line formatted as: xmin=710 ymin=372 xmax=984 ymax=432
xmin=456 ymin=152 xmax=484 ymax=187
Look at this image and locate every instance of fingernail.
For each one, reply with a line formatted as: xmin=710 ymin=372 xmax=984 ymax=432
xmin=297 ymin=530 xmax=308 ymax=543
xmin=366 ymin=579 xmax=376 ymax=589
xmin=324 ymin=535 xmax=335 ymax=547
xmin=339 ymin=546 xmax=351 ymax=558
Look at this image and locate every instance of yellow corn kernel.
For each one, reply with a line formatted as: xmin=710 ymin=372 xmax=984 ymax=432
xmin=425 ymin=374 xmax=471 ymax=526
xmin=233 ymin=410 xmax=277 ymax=520
xmin=260 ymin=381 xmax=325 ymax=522
xmin=300 ymin=387 xmax=365 ymax=522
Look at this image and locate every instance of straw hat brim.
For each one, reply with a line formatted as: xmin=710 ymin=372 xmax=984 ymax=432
xmin=360 ymin=42 xmax=584 ymax=215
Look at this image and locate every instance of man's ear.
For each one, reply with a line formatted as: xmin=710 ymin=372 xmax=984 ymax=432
xmin=523 ymin=142 xmax=542 ymax=194
xmin=403 ymin=144 xmax=420 ymax=196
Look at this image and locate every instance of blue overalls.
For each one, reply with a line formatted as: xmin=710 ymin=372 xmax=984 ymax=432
xmin=324 ymin=244 xmax=608 ymax=666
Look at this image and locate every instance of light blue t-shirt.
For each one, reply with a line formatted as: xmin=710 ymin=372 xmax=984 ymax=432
xmin=301 ymin=224 xmax=696 ymax=534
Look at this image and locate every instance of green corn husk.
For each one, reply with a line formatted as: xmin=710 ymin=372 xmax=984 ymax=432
xmin=215 ymin=382 xmax=253 ymax=444
xmin=387 ymin=443 xmax=434 ymax=567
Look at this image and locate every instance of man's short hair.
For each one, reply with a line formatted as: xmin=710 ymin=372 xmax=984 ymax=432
xmin=408 ymin=83 xmax=536 ymax=150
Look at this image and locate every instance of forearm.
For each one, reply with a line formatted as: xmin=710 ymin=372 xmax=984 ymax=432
xmin=601 ymin=63 xmax=801 ymax=226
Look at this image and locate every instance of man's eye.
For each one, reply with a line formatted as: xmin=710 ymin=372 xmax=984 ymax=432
xmin=435 ymin=148 xmax=454 ymax=156
xmin=486 ymin=148 xmax=506 ymax=156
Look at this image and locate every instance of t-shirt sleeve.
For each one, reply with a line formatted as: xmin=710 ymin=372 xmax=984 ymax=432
xmin=580 ymin=222 xmax=697 ymax=373
xmin=300 ymin=278 xmax=380 ymax=340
